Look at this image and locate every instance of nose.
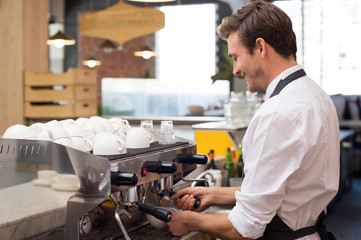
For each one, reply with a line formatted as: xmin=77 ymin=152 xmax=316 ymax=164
xmin=233 ymin=64 xmax=240 ymax=76
xmin=233 ymin=68 xmax=240 ymax=76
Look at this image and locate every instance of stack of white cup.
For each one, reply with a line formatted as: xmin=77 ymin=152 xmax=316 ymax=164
xmin=2 ymin=116 xmax=132 ymax=155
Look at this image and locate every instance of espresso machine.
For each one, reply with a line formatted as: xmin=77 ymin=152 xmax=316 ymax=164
xmin=0 ymin=135 xmax=207 ymax=240
xmin=63 ymin=136 xmax=207 ymax=240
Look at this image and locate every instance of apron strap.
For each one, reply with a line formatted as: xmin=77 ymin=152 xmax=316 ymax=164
xmin=269 ymin=69 xmax=306 ymax=98
xmin=258 ymin=211 xmax=336 ymax=240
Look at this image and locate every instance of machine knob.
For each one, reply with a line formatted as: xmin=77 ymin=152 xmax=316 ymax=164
xmin=138 ymin=203 xmax=172 ymax=222
xmin=111 ymin=172 xmax=138 ymax=186
xmin=175 ymin=153 xmax=208 ymax=165
xmin=142 ymin=161 xmax=177 ymax=174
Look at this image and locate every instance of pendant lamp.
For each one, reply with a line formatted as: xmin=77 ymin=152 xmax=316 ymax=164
xmin=82 ymin=57 xmax=102 ymax=68
xmin=98 ymin=39 xmax=121 ymax=53
xmin=47 ymin=30 xmax=76 ymax=48
xmin=127 ymin=0 xmax=176 ymax=2
xmin=134 ymin=46 xmax=156 ymax=59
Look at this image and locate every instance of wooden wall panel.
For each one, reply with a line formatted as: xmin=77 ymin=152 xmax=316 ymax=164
xmin=0 ymin=0 xmax=48 ymax=134
xmin=0 ymin=0 xmax=24 ymax=134
xmin=23 ymin=0 xmax=49 ymax=71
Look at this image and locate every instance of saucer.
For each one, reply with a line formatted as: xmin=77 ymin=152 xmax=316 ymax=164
xmin=51 ymin=183 xmax=80 ymax=192
xmin=32 ymin=179 xmax=52 ymax=186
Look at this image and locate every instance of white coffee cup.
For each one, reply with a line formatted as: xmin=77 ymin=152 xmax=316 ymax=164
xmin=83 ymin=117 xmax=108 ymax=136
xmin=126 ymin=127 xmax=154 ymax=148
xmin=37 ymin=170 xmax=57 ymax=185
xmin=59 ymin=119 xmax=76 ymax=127
xmin=71 ymin=136 xmax=93 ymax=152
xmin=109 ymin=117 xmax=130 ymax=133
xmin=54 ymin=174 xmax=79 ymax=188
xmin=45 ymin=120 xmax=63 ymax=128
xmin=28 ymin=123 xmax=50 ymax=140
xmin=53 ymin=137 xmax=73 ymax=147
xmin=35 ymin=128 xmax=51 ymax=141
xmin=100 ymin=117 xmax=115 ymax=133
xmin=65 ymin=124 xmax=93 ymax=139
xmin=93 ymin=134 xmax=126 ymax=155
xmin=46 ymin=126 xmax=70 ymax=140
xmin=115 ymin=131 xmax=126 ymax=140
xmin=30 ymin=122 xmax=46 ymax=134
xmin=3 ymin=124 xmax=38 ymax=139
xmin=75 ymin=117 xmax=89 ymax=128
xmin=92 ymin=132 xmax=113 ymax=144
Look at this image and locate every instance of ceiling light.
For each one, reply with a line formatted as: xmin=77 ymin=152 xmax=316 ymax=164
xmin=134 ymin=46 xmax=156 ymax=59
xmin=82 ymin=57 xmax=102 ymax=68
xmin=127 ymin=0 xmax=176 ymax=2
xmin=98 ymin=39 xmax=120 ymax=53
xmin=47 ymin=30 xmax=76 ymax=48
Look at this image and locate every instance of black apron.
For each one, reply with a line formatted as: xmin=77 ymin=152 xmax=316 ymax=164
xmin=257 ymin=69 xmax=336 ymax=240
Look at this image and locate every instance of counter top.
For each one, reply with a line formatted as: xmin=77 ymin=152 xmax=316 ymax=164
xmin=102 ymin=116 xmax=225 ymax=126
xmin=339 ymin=120 xmax=361 ymax=130
xmin=0 ymin=182 xmax=75 ymax=239
xmin=192 ymin=120 xmax=247 ymax=131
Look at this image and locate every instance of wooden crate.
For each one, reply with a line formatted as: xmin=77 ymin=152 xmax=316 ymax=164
xmin=24 ymin=68 xmax=97 ymax=118
xmin=24 ymin=85 xmax=75 ymax=102
xmin=24 ymin=100 xmax=97 ymax=118
xmin=24 ymin=68 xmax=97 ymax=86
xmin=74 ymin=85 xmax=97 ymax=100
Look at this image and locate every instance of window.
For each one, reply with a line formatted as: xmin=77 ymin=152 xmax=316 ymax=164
xmin=102 ymin=3 xmax=229 ymax=116
xmin=274 ymin=0 xmax=361 ymax=95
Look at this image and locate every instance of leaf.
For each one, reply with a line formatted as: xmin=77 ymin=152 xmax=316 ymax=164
xmin=211 ymin=44 xmax=244 ymax=84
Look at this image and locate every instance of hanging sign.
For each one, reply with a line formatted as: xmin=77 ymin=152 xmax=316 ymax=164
xmin=80 ymin=0 xmax=165 ymax=45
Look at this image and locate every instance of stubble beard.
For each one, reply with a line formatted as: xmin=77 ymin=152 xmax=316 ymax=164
xmin=246 ymin=66 xmax=265 ymax=93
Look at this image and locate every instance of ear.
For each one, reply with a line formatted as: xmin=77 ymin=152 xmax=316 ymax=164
xmin=255 ymin=38 xmax=266 ymax=56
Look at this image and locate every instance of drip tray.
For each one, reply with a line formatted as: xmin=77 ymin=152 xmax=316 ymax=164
xmin=98 ymin=142 xmax=189 ymax=161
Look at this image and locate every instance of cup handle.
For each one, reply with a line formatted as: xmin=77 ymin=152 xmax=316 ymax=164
xmin=115 ymin=131 xmax=126 ymax=139
xmin=122 ymin=120 xmax=129 ymax=127
xmin=116 ymin=138 xmax=126 ymax=151
xmin=46 ymin=127 xmax=55 ymax=140
xmin=83 ymin=138 xmax=93 ymax=152
xmin=111 ymin=121 xmax=121 ymax=133
xmin=83 ymin=128 xmax=95 ymax=140
xmin=147 ymin=132 xmax=155 ymax=143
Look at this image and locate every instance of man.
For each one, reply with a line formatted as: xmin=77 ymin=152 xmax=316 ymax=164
xmin=167 ymin=1 xmax=340 ymax=239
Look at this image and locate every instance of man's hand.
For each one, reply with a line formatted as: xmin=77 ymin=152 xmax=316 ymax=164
xmin=166 ymin=210 xmax=194 ymax=236
xmin=171 ymin=186 xmax=240 ymax=211
xmin=170 ymin=187 xmax=212 ymax=212
xmin=167 ymin=211 xmax=248 ymax=240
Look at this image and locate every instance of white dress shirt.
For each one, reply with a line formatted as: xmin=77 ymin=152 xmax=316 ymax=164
xmin=228 ymin=65 xmax=340 ymax=239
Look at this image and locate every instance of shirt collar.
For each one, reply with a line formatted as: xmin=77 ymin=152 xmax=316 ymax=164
xmin=264 ymin=64 xmax=303 ymax=101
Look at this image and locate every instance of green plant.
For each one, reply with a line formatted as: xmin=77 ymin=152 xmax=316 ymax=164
xmin=211 ymin=44 xmax=244 ymax=92
xmin=211 ymin=44 xmax=235 ymax=83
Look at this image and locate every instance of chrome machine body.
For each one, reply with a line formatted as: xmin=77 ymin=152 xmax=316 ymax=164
xmin=0 ymin=136 xmax=207 ymax=240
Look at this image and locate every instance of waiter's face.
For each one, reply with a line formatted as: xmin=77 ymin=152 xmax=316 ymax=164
xmin=227 ymin=32 xmax=265 ymax=92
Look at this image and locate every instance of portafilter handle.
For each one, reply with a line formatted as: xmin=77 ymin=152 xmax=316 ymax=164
xmin=141 ymin=161 xmax=177 ymax=176
xmin=137 ymin=203 xmax=173 ymax=222
xmin=175 ymin=153 xmax=208 ymax=165
xmin=111 ymin=172 xmax=138 ymax=186
xmin=172 ymin=153 xmax=208 ymax=209
xmin=175 ymin=153 xmax=208 ymax=183
xmin=168 ymin=190 xmax=201 ymax=209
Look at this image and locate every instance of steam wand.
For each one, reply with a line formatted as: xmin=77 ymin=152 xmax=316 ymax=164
xmin=110 ymin=193 xmax=131 ymax=240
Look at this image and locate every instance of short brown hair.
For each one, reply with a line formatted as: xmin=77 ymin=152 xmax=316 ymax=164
xmin=217 ymin=0 xmax=297 ymax=60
